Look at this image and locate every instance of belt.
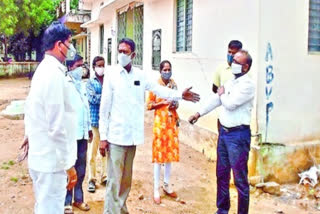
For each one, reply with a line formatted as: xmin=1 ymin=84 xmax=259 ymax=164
xmin=221 ymin=124 xmax=250 ymax=133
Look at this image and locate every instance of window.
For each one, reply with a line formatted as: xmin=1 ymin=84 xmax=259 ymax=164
xmin=308 ymin=0 xmax=320 ymax=52
xmin=152 ymin=29 xmax=161 ymax=70
xmin=176 ymin=0 xmax=193 ymax=52
xmin=117 ymin=4 xmax=144 ymax=67
xmin=107 ymin=38 xmax=112 ymax=65
xmin=99 ymin=25 xmax=104 ymax=55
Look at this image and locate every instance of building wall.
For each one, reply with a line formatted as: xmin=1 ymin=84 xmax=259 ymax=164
xmin=144 ymin=0 xmax=260 ymax=134
xmin=86 ymin=0 xmax=260 ymax=132
xmin=257 ymin=0 xmax=320 ymax=145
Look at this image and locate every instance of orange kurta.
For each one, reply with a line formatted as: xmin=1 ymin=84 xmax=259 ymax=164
xmin=147 ymin=78 xmax=179 ymax=163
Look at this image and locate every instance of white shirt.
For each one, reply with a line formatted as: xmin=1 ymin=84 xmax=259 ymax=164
xmin=24 ymin=54 xmax=77 ymax=173
xmin=199 ymin=74 xmax=255 ymax=128
xmin=66 ymin=75 xmax=91 ymax=140
xmin=99 ymin=65 xmax=182 ymax=146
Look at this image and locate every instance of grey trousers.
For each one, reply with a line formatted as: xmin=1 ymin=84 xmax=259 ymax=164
xmin=103 ymin=144 xmax=136 ymax=214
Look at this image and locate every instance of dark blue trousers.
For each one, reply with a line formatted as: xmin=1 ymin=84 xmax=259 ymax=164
xmin=216 ymin=126 xmax=251 ymax=214
xmin=65 ymin=139 xmax=88 ymax=205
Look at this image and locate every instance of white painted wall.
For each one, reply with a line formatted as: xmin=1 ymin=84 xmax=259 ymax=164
xmin=144 ymin=0 xmax=260 ymax=133
xmin=257 ymin=0 xmax=320 ymax=145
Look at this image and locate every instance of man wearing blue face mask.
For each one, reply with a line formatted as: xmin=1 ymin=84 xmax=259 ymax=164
xmin=24 ymin=21 xmax=78 ymax=214
xmin=64 ymin=54 xmax=91 ymax=214
xmin=189 ymin=50 xmax=255 ymax=214
xmin=212 ymin=40 xmax=242 ymax=133
xmin=212 ymin=40 xmax=242 ymax=93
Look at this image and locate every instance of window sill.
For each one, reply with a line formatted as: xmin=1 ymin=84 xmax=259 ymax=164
xmin=308 ymin=51 xmax=320 ymax=56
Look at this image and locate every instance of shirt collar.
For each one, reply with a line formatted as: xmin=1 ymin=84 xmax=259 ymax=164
xmin=117 ymin=64 xmax=133 ymax=74
xmin=234 ymin=73 xmax=249 ymax=82
xmin=44 ymin=54 xmax=67 ymax=74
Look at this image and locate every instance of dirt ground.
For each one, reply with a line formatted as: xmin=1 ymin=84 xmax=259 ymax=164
xmin=0 ymin=78 xmax=319 ymax=214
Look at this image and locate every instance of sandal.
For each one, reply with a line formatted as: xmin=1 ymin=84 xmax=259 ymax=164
xmin=73 ymin=202 xmax=90 ymax=211
xmin=162 ymin=184 xmax=178 ymax=199
xmin=87 ymin=180 xmax=96 ymax=193
xmin=64 ymin=205 xmax=74 ymax=214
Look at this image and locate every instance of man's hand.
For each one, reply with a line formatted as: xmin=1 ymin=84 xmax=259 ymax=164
xmin=99 ymin=140 xmax=109 ymax=157
xmin=182 ymin=87 xmax=200 ymax=103
xmin=88 ymin=130 xmax=93 ymax=143
xmin=18 ymin=136 xmax=29 ymax=162
xmin=188 ymin=112 xmax=200 ymax=125
xmin=217 ymin=86 xmax=225 ymax=96
xmin=66 ymin=166 xmax=77 ymax=190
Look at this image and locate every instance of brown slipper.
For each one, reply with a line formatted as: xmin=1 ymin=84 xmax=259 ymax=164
xmin=163 ymin=188 xmax=178 ymax=198
xmin=73 ymin=202 xmax=90 ymax=211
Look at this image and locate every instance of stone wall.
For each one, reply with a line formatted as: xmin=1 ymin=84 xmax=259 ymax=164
xmin=0 ymin=62 xmax=39 ymax=78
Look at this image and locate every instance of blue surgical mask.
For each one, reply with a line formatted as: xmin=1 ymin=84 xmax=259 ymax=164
xmin=161 ymin=71 xmax=172 ymax=80
xmin=227 ymin=54 xmax=233 ymax=65
xmin=70 ymin=67 xmax=83 ymax=81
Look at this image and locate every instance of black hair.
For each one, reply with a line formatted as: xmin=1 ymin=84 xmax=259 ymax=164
xmin=159 ymin=60 xmax=172 ymax=73
xmin=239 ymin=50 xmax=252 ymax=70
xmin=118 ymin=38 xmax=136 ymax=52
xmin=228 ymin=40 xmax=243 ymax=50
xmin=42 ymin=21 xmax=72 ymax=52
xmin=92 ymin=56 xmax=105 ymax=68
xmin=82 ymin=62 xmax=90 ymax=79
xmin=66 ymin=54 xmax=83 ymax=70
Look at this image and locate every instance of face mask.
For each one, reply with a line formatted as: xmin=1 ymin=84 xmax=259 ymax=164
xmin=227 ymin=54 xmax=233 ymax=65
xmin=118 ymin=53 xmax=132 ymax=67
xmin=95 ymin=67 xmax=104 ymax=76
xmin=69 ymin=67 xmax=83 ymax=81
xmin=61 ymin=42 xmax=77 ymax=61
xmin=231 ymin=63 xmax=243 ymax=75
xmin=161 ymin=71 xmax=172 ymax=80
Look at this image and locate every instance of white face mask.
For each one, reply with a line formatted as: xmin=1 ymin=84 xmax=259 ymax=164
xmin=117 ymin=53 xmax=132 ymax=67
xmin=95 ymin=67 xmax=104 ymax=76
xmin=231 ymin=63 xmax=243 ymax=75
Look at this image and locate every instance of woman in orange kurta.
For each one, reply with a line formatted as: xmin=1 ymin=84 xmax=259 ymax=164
xmin=147 ymin=60 xmax=179 ymax=204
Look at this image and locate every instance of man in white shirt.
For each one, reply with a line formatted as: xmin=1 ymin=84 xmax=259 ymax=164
xmin=99 ymin=38 xmax=200 ymax=214
xmin=24 ymin=21 xmax=78 ymax=214
xmin=189 ymin=50 xmax=255 ymax=214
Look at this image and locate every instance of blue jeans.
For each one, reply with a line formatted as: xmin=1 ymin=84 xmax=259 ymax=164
xmin=65 ymin=139 xmax=88 ymax=205
xmin=216 ymin=126 xmax=251 ymax=214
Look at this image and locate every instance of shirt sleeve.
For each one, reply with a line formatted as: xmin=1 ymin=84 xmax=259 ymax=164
xmin=220 ymin=80 xmax=255 ymax=111
xmin=99 ymin=76 xmax=113 ymax=141
xmin=44 ymin=73 xmax=74 ymax=170
xmin=198 ymin=93 xmax=222 ymax=116
xmin=145 ymin=74 xmax=182 ymax=101
xmin=86 ymin=79 xmax=101 ymax=105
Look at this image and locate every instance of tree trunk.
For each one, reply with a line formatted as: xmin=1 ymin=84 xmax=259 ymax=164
xmin=4 ymin=37 xmax=8 ymax=61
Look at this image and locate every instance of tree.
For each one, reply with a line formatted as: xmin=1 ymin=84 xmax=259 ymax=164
xmin=0 ymin=0 xmax=19 ymax=60
xmin=70 ymin=0 xmax=79 ymax=10
xmin=8 ymin=33 xmax=29 ymax=61
xmin=0 ymin=0 xmax=61 ymax=61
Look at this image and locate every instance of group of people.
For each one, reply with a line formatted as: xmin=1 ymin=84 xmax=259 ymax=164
xmin=23 ymin=21 xmax=254 ymax=214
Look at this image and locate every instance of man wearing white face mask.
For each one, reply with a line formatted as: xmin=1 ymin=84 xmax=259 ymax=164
xmin=99 ymin=38 xmax=200 ymax=214
xmin=86 ymin=56 xmax=108 ymax=192
xmin=189 ymin=50 xmax=255 ymax=214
